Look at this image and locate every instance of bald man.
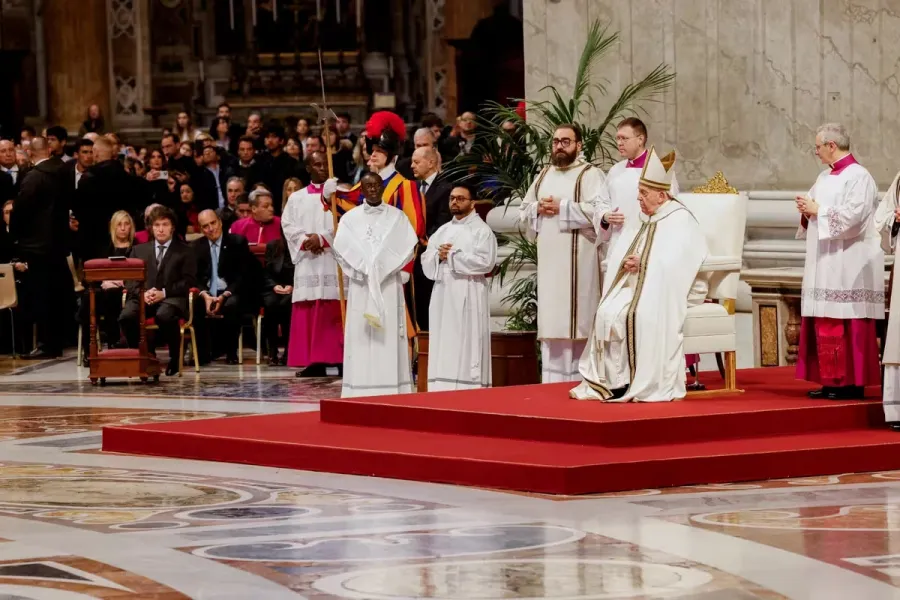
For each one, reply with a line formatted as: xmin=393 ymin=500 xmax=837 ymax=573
xmin=11 ymin=136 xmax=72 ymax=358
xmin=410 ymin=145 xmax=453 ymax=331
xmin=0 ymin=140 xmax=19 ymax=201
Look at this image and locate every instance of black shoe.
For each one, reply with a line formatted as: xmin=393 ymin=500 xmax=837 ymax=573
xmin=609 ymin=386 xmax=629 ymax=400
xmin=296 ymin=364 xmax=327 ymax=377
xmin=842 ymin=385 xmax=866 ymax=399
xmin=889 ymin=422 xmax=900 ymax=432
xmin=336 ymin=363 xmax=343 ymax=377
xmin=267 ymin=354 xmax=280 ymax=367
xmin=224 ymin=355 xmax=239 ymax=365
xmin=165 ymin=362 xmax=179 ymax=377
xmin=807 ymin=387 xmax=834 ymax=399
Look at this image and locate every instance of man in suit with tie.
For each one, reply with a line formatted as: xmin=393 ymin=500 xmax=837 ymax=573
xmin=410 ymin=145 xmax=453 ymax=331
xmin=120 ymin=205 xmax=197 ymax=376
xmin=0 ymin=139 xmax=24 ymax=202
xmin=192 ymin=209 xmax=256 ymax=365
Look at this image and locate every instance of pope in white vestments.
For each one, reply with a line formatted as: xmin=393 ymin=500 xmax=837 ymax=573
xmin=422 ymin=183 xmax=498 ymax=390
xmin=570 ymin=147 xmax=708 ymax=402
xmin=332 ymin=172 xmax=418 ymax=398
xmin=519 ymin=124 xmax=609 ymax=382
xmin=795 ymin=123 xmax=883 ymax=400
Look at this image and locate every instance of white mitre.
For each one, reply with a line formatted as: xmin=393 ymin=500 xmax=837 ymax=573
xmin=639 ymin=145 xmax=677 ymax=192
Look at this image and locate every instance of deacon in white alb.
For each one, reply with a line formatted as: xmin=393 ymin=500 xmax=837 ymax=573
xmin=875 ymin=173 xmax=900 ymax=430
xmin=422 ymin=182 xmax=498 ymax=391
xmin=332 ymin=172 xmax=418 ymax=398
xmin=570 ymin=147 xmax=709 ymax=402
xmin=795 ymin=123 xmax=883 ymax=400
xmin=519 ymin=123 xmax=609 ymax=383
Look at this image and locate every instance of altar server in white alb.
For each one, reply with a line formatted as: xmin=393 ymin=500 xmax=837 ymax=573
xmin=422 ymin=182 xmax=498 ymax=390
xmin=519 ymin=123 xmax=608 ymax=382
xmin=570 ymin=147 xmax=709 ymax=402
xmin=795 ymin=123 xmax=883 ymax=401
xmin=332 ymin=172 xmax=418 ymax=398
xmin=873 ymin=171 xmax=900 ymax=429
xmin=598 ymin=117 xmax=679 ymax=270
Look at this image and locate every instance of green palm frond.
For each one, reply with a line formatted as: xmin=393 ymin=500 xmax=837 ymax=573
xmin=571 ymin=21 xmax=618 ymax=108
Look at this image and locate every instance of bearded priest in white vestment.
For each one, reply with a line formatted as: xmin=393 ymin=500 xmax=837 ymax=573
xmin=519 ymin=124 xmax=609 ymax=382
xmin=874 ymin=172 xmax=900 ymax=429
xmin=422 ymin=183 xmax=498 ymax=391
xmin=795 ymin=123 xmax=883 ymax=401
xmin=570 ymin=147 xmax=709 ymax=402
xmin=332 ymin=172 xmax=418 ymax=398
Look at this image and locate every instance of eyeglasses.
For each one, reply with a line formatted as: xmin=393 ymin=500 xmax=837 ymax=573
xmin=551 ymin=138 xmax=574 ymax=148
xmin=615 ymin=135 xmax=637 ymax=143
xmin=449 ymin=194 xmax=471 ymax=203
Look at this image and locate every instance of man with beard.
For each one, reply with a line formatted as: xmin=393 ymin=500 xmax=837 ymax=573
xmin=332 ymin=172 xmax=418 ymax=397
xmin=421 ymin=182 xmax=497 ymax=390
xmin=519 ymin=123 xmax=608 ymax=383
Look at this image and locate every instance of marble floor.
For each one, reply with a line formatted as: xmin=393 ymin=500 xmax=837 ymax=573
xmin=0 ymin=353 xmax=897 ymax=599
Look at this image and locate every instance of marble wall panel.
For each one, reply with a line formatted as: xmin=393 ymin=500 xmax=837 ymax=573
xmin=524 ymin=0 xmax=900 ymax=188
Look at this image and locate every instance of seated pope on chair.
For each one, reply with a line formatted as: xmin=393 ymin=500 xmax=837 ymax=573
xmin=570 ymin=147 xmax=710 ymax=402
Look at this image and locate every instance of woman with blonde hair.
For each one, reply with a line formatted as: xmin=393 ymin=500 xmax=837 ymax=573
xmin=79 ymin=211 xmax=135 ymax=351
xmin=282 ymin=177 xmax=303 ymax=212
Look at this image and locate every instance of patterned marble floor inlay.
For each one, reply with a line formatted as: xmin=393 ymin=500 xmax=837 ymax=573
xmin=0 ymin=358 xmax=897 ymax=597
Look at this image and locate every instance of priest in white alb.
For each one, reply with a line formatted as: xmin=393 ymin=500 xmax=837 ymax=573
xmin=570 ymin=147 xmax=709 ymax=402
xmin=332 ymin=172 xmax=418 ymax=397
xmin=795 ymin=123 xmax=883 ymax=400
xmin=518 ymin=123 xmax=608 ymax=382
xmin=875 ymin=172 xmax=900 ymax=430
xmin=281 ymin=150 xmax=344 ymax=377
xmin=422 ymin=182 xmax=498 ymax=390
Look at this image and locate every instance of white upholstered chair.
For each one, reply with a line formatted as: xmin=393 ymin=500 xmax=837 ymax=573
xmin=678 ymin=191 xmax=749 ymax=393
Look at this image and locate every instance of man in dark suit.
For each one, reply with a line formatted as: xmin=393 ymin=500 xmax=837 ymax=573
xmin=200 ymin=143 xmax=234 ymax=212
xmin=0 ymin=139 xmax=25 ymax=202
xmin=410 ymin=146 xmax=453 ymax=331
xmin=191 ymin=209 xmax=256 ymax=365
xmin=256 ymin=124 xmax=308 ymax=215
xmin=10 ymin=137 xmax=71 ymax=358
xmin=120 ymin=205 xmax=197 ymax=376
xmin=189 ymin=141 xmax=220 ymax=213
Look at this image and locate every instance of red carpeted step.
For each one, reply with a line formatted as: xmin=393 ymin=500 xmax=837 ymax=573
xmin=102 ymin=412 xmax=900 ymax=495
xmin=320 ymin=367 xmax=884 ymax=446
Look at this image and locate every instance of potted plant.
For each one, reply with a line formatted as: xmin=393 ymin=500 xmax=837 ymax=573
xmin=446 ymin=19 xmax=675 ymax=386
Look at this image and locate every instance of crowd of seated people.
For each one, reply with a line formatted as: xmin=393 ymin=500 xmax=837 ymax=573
xmin=0 ymin=102 xmax=477 ymax=372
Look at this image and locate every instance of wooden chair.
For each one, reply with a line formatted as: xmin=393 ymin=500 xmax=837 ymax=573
xmin=145 ymin=287 xmax=200 ymax=376
xmin=239 ymin=244 xmax=268 ymax=365
xmin=0 ymin=264 xmax=18 ymax=358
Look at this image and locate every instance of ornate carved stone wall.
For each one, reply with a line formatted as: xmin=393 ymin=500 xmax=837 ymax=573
xmin=106 ymin=0 xmax=152 ymax=128
xmin=524 ymin=0 xmax=900 ymax=189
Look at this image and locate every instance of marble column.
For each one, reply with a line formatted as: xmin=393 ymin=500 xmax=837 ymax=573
xmin=43 ymin=0 xmax=110 ymax=131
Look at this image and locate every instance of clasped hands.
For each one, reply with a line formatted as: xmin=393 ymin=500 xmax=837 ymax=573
xmin=795 ymin=195 xmax=820 ymax=217
xmin=201 ymin=290 xmax=230 ymax=316
xmin=894 ymin=207 xmax=900 ymax=223
xmin=623 ymin=254 xmax=640 ymax=274
xmin=273 ymin=285 xmax=293 ymax=295
xmin=301 ymin=233 xmax=325 ymax=255
xmin=438 ymin=243 xmax=453 ymax=262
xmin=537 ymin=196 xmax=561 ymax=216
xmin=143 ymin=287 xmax=165 ymax=306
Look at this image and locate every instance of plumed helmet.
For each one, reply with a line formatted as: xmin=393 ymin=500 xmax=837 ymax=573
xmin=365 ymin=111 xmax=406 ymax=159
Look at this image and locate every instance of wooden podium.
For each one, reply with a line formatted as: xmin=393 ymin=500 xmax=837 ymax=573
xmin=83 ymin=258 xmax=160 ymax=385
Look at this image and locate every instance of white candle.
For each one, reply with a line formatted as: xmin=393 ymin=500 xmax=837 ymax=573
xmin=199 ymin=60 xmax=205 ymax=81
xmin=336 ymin=0 xmax=341 ymax=24
xmin=229 ymin=0 xmax=235 ymax=30
xmin=316 ymin=0 xmax=321 ymax=21
xmin=356 ymin=0 xmax=362 ymax=28
xmin=273 ymin=0 xmax=278 ymax=21
xmin=251 ymin=0 xmax=257 ymax=26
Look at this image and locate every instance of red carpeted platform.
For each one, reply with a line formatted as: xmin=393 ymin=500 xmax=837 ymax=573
xmin=102 ymin=367 xmax=900 ymax=495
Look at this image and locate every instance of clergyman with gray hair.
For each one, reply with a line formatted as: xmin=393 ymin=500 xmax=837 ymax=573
xmin=228 ymin=186 xmax=282 ymax=245
xmin=794 ymin=122 xmax=883 ymax=400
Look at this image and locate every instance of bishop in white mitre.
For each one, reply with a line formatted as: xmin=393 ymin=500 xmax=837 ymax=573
xmin=874 ymin=170 xmax=900 ymax=429
xmin=519 ymin=124 xmax=608 ymax=382
xmin=422 ymin=182 xmax=498 ymax=391
xmin=795 ymin=123 xmax=883 ymax=401
xmin=570 ymin=147 xmax=709 ymax=402
xmin=332 ymin=172 xmax=418 ymax=398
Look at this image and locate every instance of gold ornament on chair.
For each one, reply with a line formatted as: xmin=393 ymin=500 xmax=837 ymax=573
xmin=692 ymin=172 xmax=738 ymax=194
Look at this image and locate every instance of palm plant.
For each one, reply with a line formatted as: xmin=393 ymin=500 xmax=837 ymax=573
xmin=446 ymin=19 xmax=674 ymax=331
